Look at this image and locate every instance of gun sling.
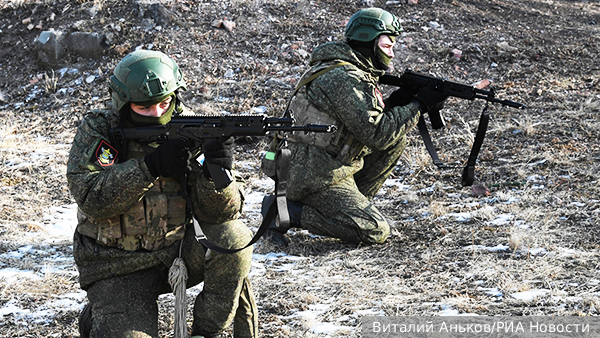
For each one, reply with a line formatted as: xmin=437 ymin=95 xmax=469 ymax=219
xmin=417 ymin=114 xmax=447 ymax=169
xmin=461 ymin=104 xmax=490 ymax=187
xmin=416 ymin=105 xmax=490 ymax=186
xmin=189 ymin=148 xmax=291 ymax=254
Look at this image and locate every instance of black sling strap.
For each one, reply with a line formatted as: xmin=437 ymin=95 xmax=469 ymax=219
xmin=417 ymin=114 xmax=448 ymax=169
xmin=461 ymin=104 xmax=490 ymax=187
xmin=191 ymin=198 xmax=275 ymax=254
xmin=185 ymin=147 xmax=292 ymax=254
xmin=273 ymin=148 xmax=292 ymax=229
xmin=417 ymin=105 xmax=491 ymax=186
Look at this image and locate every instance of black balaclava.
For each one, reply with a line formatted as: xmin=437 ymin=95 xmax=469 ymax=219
xmin=125 ymin=93 xmax=177 ymax=127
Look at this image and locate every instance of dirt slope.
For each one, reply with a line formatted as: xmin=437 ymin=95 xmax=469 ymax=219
xmin=1 ymin=0 xmax=599 ymax=337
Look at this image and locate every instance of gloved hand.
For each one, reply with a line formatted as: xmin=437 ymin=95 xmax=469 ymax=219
xmin=414 ymin=87 xmax=448 ymax=113
xmin=202 ymin=136 xmax=234 ymax=179
xmin=384 ymin=88 xmax=414 ymax=108
xmin=144 ymin=139 xmax=192 ymax=178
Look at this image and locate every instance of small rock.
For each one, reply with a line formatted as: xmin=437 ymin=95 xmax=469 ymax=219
xmin=146 ymin=3 xmax=174 ymax=27
xmin=222 ymin=20 xmax=235 ymax=32
xmin=471 ymin=183 xmax=490 ymax=197
xmin=497 ymin=41 xmax=517 ymax=52
xmin=224 ymin=69 xmax=235 ymax=78
xmin=65 ymin=32 xmax=109 ymax=58
xmin=212 ymin=19 xmax=235 ymax=32
xmin=85 ymin=75 xmax=95 ymax=84
xmin=36 ymin=30 xmax=67 ymax=67
xmin=451 ymin=48 xmax=462 ymax=61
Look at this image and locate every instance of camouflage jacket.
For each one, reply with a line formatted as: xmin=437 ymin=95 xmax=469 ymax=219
xmin=285 ymin=41 xmax=422 ymax=199
xmin=66 ymin=109 xmax=244 ymax=251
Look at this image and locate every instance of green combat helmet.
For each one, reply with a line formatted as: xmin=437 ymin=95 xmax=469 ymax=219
xmin=344 ymin=7 xmax=402 ymax=42
xmin=109 ymin=50 xmax=186 ymax=112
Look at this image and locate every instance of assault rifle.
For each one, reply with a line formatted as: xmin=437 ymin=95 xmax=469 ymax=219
xmin=110 ymin=114 xmax=336 ymax=189
xmin=379 ymin=69 xmax=525 ymax=186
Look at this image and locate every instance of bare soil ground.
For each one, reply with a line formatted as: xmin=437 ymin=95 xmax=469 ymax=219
xmin=1 ymin=0 xmax=599 ymax=337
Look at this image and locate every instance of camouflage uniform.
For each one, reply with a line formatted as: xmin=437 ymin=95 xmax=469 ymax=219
xmin=67 ymin=108 xmax=257 ymax=338
xmin=282 ymin=41 xmax=421 ymax=245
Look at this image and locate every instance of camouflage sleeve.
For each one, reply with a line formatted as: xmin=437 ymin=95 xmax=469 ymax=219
xmin=66 ymin=111 xmax=156 ymax=220
xmin=187 ymin=164 xmax=244 ymax=224
xmin=308 ymin=66 xmax=421 ymax=151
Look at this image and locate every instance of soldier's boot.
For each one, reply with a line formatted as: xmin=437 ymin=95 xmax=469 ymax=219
xmin=79 ymin=303 xmax=93 ymax=338
xmin=190 ymin=323 xmax=226 ymax=338
xmin=261 ymin=195 xmax=303 ymax=247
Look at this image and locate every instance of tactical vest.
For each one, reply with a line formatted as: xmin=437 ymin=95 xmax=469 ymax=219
xmin=76 ymin=140 xmax=188 ymax=251
xmin=284 ymin=61 xmax=368 ymax=165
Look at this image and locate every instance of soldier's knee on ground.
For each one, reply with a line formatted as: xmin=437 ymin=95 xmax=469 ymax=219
xmin=86 ymin=273 xmax=161 ymax=338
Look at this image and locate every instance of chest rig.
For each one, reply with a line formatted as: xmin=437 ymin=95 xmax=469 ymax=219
xmin=283 ymin=61 xmax=368 ymax=165
xmin=77 ymin=140 xmax=188 ymax=251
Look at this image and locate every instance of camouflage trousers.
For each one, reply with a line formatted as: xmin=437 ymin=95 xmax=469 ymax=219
xmin=296 ymin=136 xmax=407 ymax=244
xmin=74 ymin=220 xmax=258 ymax=338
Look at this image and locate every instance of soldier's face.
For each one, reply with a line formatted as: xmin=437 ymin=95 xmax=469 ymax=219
xmin=130 ymin=96 xmax=173 ymax=117
xmin=378 ymin=35 xmax=395 ymax=58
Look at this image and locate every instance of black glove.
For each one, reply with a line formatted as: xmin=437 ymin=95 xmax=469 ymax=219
xmin=414 ymin=87 xmax=448 ymax=113
xmin=144 ymin=139 xmax=192 ymax=178
xmin=384 ymin=88 xmax=414 ymax=108
xmin=202 ymin=136 xmax=234 ymax=178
